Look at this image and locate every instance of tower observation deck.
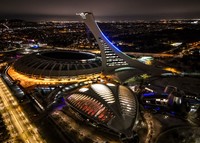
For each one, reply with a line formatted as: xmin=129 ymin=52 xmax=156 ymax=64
xmin=79 ymin=12 xmax=165 ymax=76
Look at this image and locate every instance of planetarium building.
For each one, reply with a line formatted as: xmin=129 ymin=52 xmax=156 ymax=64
xmin=65 ymin=83 xmax=139 ymax=140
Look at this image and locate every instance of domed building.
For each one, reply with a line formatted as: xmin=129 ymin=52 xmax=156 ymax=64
xmin=65 ymin=83 xmax=139 ymax=140
xmin=8 ymin=50 xmax=102 ymax=88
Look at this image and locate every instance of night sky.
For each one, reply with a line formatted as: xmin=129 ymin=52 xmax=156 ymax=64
xmin=0 ymin=0 xmax=200 ymax=21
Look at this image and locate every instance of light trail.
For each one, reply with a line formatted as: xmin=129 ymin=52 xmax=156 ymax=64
xmin=0 ymin=77 xmax=46 ymax=143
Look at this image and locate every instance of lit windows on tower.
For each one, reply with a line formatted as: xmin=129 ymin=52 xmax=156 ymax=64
xmin=99 ymin=38 xmax=128 ymax=67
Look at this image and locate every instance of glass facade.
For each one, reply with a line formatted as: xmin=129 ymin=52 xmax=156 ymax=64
xmin=67 ymin=93 xmax=114 ymax=123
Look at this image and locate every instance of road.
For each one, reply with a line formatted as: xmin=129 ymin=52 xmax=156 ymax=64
xmin=52 ymin=47 xmax=182 ymax=58
xmin=0 ymin=77 xmax=46 ymax=143
xmin=124 ymin=52 xmax=182 ymax=58
xmin=51 ymin=110 xmax=119 ymax=143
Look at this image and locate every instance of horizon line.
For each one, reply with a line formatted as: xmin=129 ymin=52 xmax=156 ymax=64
xmin=0 ymin=13 xmax=200 ymax=22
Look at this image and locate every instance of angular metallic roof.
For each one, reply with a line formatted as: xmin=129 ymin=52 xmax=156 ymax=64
xmin=66 ymin=83 xmax=139 ymax=138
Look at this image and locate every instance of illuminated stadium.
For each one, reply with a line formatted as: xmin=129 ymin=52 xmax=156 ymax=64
xmin=7 ymin=12 xmax=164 ymax=88
xmin=65 ymin=83 xmax=139 ymax=140
xmin=7 ymin=50 xmax=102 ymax=87
xmin=2 ymin=12 xmax=199 ymax=143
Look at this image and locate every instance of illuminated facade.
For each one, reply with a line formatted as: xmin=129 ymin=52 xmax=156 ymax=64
xmin=66 ymin=83 xmax=139 ymax=139
xmin=13 ymin=50 xmax=102 ymax=77
xmin=79 ymin=12 xmax=164 ymax=75
xmin=8 ymin=50 xmax=102 ymax=87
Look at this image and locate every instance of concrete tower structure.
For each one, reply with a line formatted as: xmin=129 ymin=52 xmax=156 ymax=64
xmin=79 ymin=12 xmax=164 ymax=76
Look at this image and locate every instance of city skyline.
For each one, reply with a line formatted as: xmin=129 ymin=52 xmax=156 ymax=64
xmin=0 ymin=0 xmax=200 ymax=21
